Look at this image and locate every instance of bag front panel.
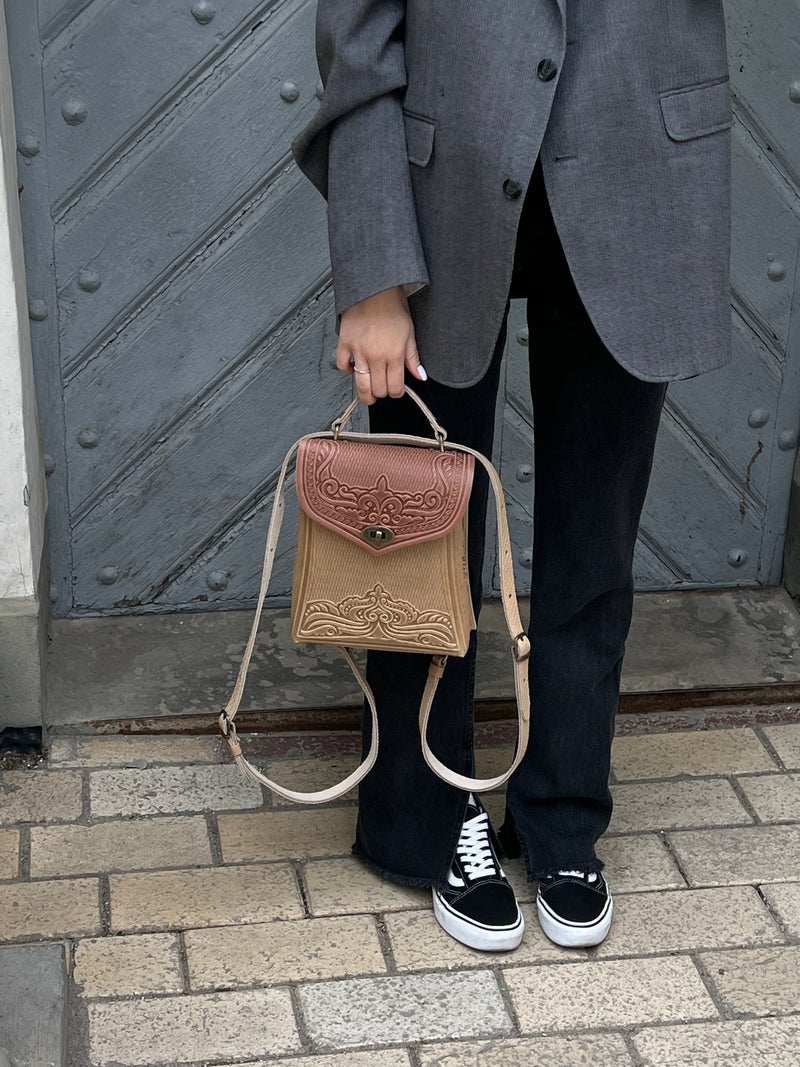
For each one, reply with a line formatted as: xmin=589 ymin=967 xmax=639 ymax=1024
xmin=291 ymin=510 xmax=475 ymax=656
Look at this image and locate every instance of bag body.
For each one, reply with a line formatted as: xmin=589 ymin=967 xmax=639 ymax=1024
xmin=291 ymin=437 xmax=476 ymax=656
xmin=218 ymin=387 xmax=530 ymax=804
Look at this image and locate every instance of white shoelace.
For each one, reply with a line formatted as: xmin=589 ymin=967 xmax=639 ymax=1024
xmin=456 ymin=804 xmax=497 ymax=881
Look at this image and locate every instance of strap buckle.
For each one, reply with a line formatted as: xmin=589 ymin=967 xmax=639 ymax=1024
xmin=512 ymin=632 xmax=531 ymax=662
xmin=219 ymin=710 xmax=242 ymax=757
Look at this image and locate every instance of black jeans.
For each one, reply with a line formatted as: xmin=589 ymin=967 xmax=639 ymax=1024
xmin=353 ymin=157 xmax=668 ymax=887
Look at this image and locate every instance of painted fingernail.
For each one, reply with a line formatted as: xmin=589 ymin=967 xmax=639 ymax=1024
xmin=418 ymin=365 xmax=428 ymax=381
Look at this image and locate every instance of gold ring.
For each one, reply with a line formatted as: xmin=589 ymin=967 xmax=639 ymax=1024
xmin=353 ymin=367 xmax=370 ymax=375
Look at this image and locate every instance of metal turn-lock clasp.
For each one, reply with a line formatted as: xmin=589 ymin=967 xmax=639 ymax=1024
xmin=361 ymin=525 xmax=395 ymax=547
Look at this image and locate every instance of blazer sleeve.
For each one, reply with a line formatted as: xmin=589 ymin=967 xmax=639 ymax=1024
xmin=290 ymin=0 xmax=431 ymax=328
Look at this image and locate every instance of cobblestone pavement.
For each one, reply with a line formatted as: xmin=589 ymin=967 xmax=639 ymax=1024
xmin=1 ymin=722 xmax=799 ymax=1065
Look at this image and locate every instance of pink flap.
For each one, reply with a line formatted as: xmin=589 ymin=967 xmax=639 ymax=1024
xmin=296 ymin=438 xmax=474 ymax=556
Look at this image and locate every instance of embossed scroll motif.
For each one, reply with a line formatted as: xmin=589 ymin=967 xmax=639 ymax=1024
xmin=295 ymin=438 xmax=474 ymax=553
xmin=297 ymin=583 xmax=457 ymax=648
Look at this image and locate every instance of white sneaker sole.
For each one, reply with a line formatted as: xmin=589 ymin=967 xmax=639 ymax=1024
xmin=432 ymin=889 xmax=525 ymax=952
xmin=537 ymin=890 xmax=613 ymax=948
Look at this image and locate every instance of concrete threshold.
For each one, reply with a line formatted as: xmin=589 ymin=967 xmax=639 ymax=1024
xmin=46 ymin=586 xmax=800 ymax=730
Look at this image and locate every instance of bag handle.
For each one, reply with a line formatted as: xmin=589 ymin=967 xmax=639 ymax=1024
xmin=218 ymin=386 xmax=530 ymax=801
xmin=332 ymin=384 xmax=449 ymax=445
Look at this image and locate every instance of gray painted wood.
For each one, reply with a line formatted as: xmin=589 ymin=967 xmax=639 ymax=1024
xmin=726 ymin=0 xmax=800 ymax=186
xmin=42 ymin=0 xmax=265 ymax=204
xmin=56 ymin=0 xmax=319 ymax=359
xmin=3 ymin=0 xmax=799 ymax=624
xmin=3 ymin=0 xmax=75 ymax=610
xmin=72 ymin=291 xmax=352 ymax=608
xmin=65 ymin=164 xmax=330 ymax=508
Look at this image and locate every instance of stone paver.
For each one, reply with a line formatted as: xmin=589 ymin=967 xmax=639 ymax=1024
xmin=0 ymin=770 xmax=82 ymax=825
xmin=185 ymin=915 xmax=386 ymax=989
xmin=417 ymin=1034 xmax=635 ymax=1067
xmin=503 ymin=863 xmax=535 ymax=903
xmin=304 ymin=857 xmax=429 ymax=917
xmin=700 ymin=945 xmax=800 ymax=1016
xmin=761 ymin=882 xmax=800 ymax=937
xmin=0 ymin=878 xmax=101 ymax=941
xmin=667 ymin=825 xmax=800 ymax=886
xmin=472 ymin=746 xmax=517 ymax=791
xmin=49 ymin=734 xmax=220 ymax=767
xmin=300 ymin=972 xmax=512 ymax=1048
xmin=762 ymin=724 xmax=800 ymax=769
xmin=497 ymin=835 xmax=686 ymax=897
xmin=73 ymin=933 xmax=183 ymax=997
xmin=0 ymin=829 xmax=18 ymax=879
xmin=612 ymin=729 xmax=776 ymax=780
xmin=737 ymin=773 xmax=800 ymax=822
xmin=609 ymin=779 xmax=752 ymax=833
xmin=595 ymin=887 xmax=783 ymax=957
xmin=482 ymin=790 xmax=506 ymax=828
xmin=505 ymin=956 xmax=718 ymax=1033
xmin=264 ymin=758 xmax=361 ymax=806
xmin=0 ymin=945 xmax=66 ymax=1067
xmin=87 ymin=989 xmax=300 ymax=1065
xmin=110 ymin=862 xmax=303 ymax=932
xmin=30 ymin=815 xmax=211 ymax=877
xmin=633 ymin=1016 xmax=800 ymax=1065
xmin=217 ymin=1053 xmax=410 ymax=1067
xmin=218 ymin=807 xmax=356 ymax=863
xmin=5 ymin=721 xmax=800 ymax=1065
xmin=89 ymin=764 xmax=263 ymax=817
xmin=385 ymin=908 xmax=589 ymax=970
xmin=600 ymin=833 xmax=686 ymax=892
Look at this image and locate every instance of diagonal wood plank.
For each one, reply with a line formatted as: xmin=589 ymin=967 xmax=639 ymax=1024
xmin=64 ymin=163 xmax=329 ymax=510
xmin=56 ymin=0 xmax=318 ymax=361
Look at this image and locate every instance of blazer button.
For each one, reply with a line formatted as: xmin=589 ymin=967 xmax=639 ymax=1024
xmin=537 ymin=58 xmax=558 ymax=81
xmin=503 ymin=178 xmax=523 ymax=199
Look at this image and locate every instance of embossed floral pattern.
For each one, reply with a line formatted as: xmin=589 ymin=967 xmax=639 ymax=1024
xmin=298 ymin=583 xmax=457 ymax=647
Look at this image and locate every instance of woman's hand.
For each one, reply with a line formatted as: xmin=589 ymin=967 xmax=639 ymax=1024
xmin=336 ymin=286 xmax=428 ymax=405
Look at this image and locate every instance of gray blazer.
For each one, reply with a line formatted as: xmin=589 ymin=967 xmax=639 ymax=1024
xmin=291 ymin=0 xmax=733 ymax=387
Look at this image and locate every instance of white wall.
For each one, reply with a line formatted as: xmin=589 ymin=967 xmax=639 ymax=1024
xmin=0 ymin=0 xmax=46 ymax=603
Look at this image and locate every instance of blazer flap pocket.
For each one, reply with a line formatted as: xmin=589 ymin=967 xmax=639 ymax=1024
xmin=659 ymin=77 xmax=732 ymax=142
xmin=402 ymin=109 xmax=436 ymax=166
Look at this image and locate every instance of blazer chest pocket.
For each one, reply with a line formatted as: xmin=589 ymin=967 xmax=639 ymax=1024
xmin=402 ymin=108 xmax=436 ymax=166
xmin=659 ymin=76 xmax=733 ymax=142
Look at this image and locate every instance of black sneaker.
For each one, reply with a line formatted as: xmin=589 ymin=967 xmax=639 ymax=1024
xmin=432 ymin=794 xmax=525 ymax=951
xmin=536 ymin=869 xmax=613 ymax=947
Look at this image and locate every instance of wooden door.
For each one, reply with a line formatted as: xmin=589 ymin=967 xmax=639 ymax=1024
xmin=4 ymin=0 xmax=799 ymax=628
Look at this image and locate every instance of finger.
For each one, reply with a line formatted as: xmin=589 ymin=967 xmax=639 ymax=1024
xmin=336 ymin=342 xmax=354 ymax=374
xmin=404 ymin=341 xmax=428 ymax=383
xmin=353 ymin=364 xmax=376 ymax=406
xmin=369 ymin=360 xmax=390 ymax=400
xmin=386 ymin=354 xmax=406 ymax=398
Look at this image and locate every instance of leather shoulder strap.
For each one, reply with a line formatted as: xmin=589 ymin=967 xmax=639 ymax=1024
xmin=415 ymin=443 xmax=530 ymax=793
xmin=218 ymin=434 xmax=379 ymax=803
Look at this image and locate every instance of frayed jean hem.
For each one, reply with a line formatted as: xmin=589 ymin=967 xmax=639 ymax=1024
xmin=527 ymin=856 xmax=606 ymax=882
xmin=351 ymin=842 xmax=435 ymax=890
